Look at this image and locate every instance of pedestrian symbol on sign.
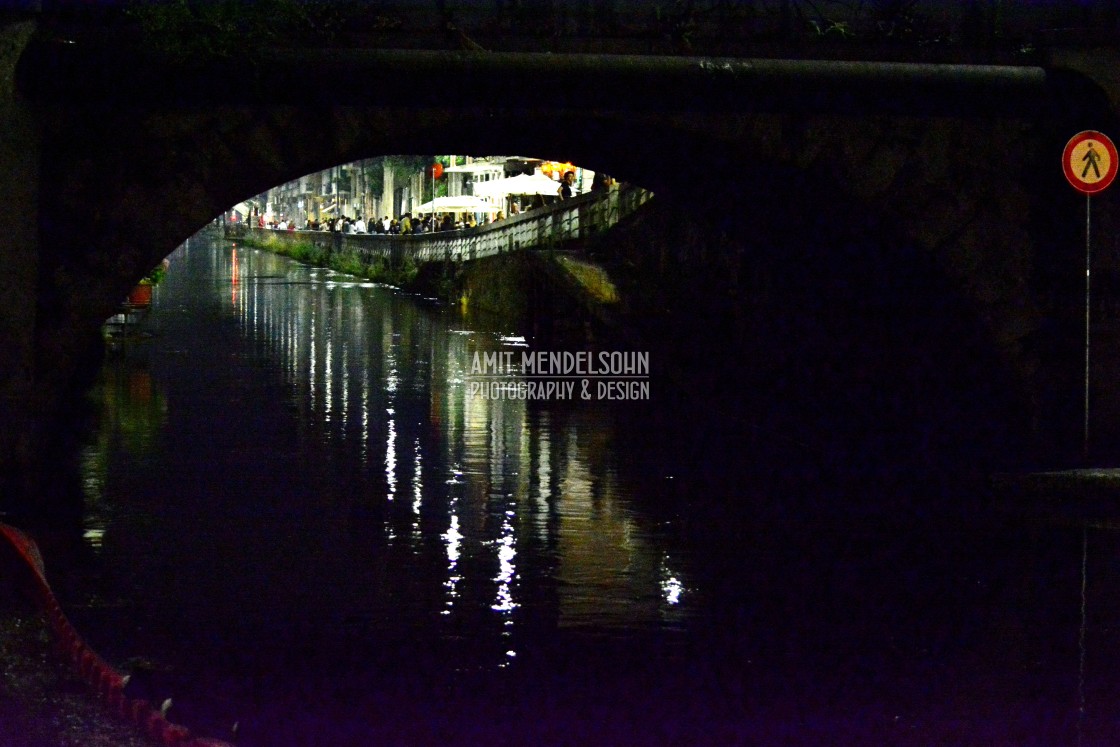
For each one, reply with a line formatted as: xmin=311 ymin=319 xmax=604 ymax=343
xmin=1063 ymin=131 xmax=1117 ymax=194
xmin=1082 ymin=142 xmax=1102 ymax=180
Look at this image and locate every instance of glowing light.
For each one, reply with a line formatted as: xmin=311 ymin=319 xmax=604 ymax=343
xmin=661 ymin=556 xmax=687 ymax=606
xmin=446 ymin=465 xmax=464 ymax=485
xmin=412 ymin=438 xmax=423 ymax=531
xmin=443 ymin=514 xmax=463 ymax=613
xmin=661 ymin=575 xmax=684 ymax=606
xmin=324 ymin=315 xmax=333 ymax=423
xmin=445 ymin=515 xmax=462 ymax=564
xmin=360 ymin=365 xmax=370 ymax=463
xmin=385 ymin=407 xmax=397 ymax=500
xmin=82 ymin=527 xmax=105 ymax=552
xmin=492 ymin=514 xmax=518 ymax=614
xmin=309 ymin=304 xmax=317 ymax=404
xmin=230 ymin=248 xmax=239 ymax=304
xmin=339 ymin=339 xmax=349 ymax=434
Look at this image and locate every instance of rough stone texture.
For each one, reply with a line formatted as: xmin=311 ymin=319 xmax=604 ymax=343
xmin=1050 ymin=48 xmax=1120 ymax=124
xmin=3 ymin=39 xmax=1120 ymax=509
xmin=0 ymin=22 xmax=42 ymax=511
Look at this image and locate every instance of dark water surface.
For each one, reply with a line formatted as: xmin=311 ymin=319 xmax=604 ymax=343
xmin=47 ymin=230 xmax=1120 ymax=745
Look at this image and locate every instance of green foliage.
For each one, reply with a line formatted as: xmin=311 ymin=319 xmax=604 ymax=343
xmin=287 ymin=241 xmax=329 ymax=266
xmin=123 ymin=0 xmax=348 ymax=61
xmin=555 ymin=256 xmax=619 ymax=303
xmin=139 ymin=263 xmax=166 ymax=286
xmin=396 ymin=256 xmax=419 ymax=286
xmin=236 ymin=234 xmax=329 ymax=266
xmin=238 ymin=231 xmax=426 ymax=289
xmin=353 ymin=254 xmax=419 ymax=287
xmin=364 ymin=254 xmax=389 ymax=279
xmin=335 ymin=254 xmax=367 ymax=278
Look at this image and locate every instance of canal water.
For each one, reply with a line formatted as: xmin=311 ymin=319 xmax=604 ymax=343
xmin=47 ymin=228 xmax=1120 ymax=745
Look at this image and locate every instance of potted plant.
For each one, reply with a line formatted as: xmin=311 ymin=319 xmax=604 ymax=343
xmin=127 ymin=260 xmax=169 ymax=307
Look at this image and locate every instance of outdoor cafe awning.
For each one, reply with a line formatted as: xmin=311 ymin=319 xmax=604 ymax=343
xmin=470 ymin=172 xmax=562 ymax=198
xmin=415 ymin=195 xmax=502 ymax=214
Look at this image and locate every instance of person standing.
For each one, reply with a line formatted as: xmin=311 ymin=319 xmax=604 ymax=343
xmin=558 ymin=171 xmax=575 ymax=199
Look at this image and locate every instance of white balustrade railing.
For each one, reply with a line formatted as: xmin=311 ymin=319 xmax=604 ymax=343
xmin=241 ymin=183 xmax=652 ymax=267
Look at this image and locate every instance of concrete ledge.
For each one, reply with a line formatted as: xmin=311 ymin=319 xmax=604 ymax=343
xmin=18 ymin=41 xmax=1050 ymax=116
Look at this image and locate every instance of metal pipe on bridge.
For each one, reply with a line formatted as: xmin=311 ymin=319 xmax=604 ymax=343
xmin=18 ymin=41 xmax=1050 ymax=116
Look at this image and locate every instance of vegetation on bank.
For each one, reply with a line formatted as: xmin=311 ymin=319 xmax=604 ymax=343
xmin=230 ymin=223 xmax=648 ymax=345
xmin=554 ymin=255 xmax=619 ymax=304
xmin=105 ymin=0 xmax=1106 ymax=60
xmin=231 ymin=232 xmax=464 ymax=297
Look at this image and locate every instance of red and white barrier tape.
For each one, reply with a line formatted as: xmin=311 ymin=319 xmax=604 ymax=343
xmin=0 ymin=522 xmax=235 ymax=747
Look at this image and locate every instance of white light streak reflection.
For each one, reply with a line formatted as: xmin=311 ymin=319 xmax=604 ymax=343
xmin=340 ymin=339 xmax=349 ymax=434
xmin=492 ymin=511 xmax=519 ymax=614
xmin=412 ymin=437 xmax=423 ymax=537
xmin=192 ymin=244 xmax=695 ymax=654
xmin=385 ymin=407 xmax=397 ymax=500
xmin=309 ymin=304 xmax=316 ymax=404
xmin=386 ymin=366 xmax=399 ymax=394
xmin=442 ymin=514 xmax=463 ymax=614
xmin=446 ymin=465 xmax=464 ymax=486
xmin=661 ymin=556 xmax=687 ymax=606
xmin=324 ymin=313 xmax=333 ymax=423
xmin=360 ymin=366 xmax=369 ymax=463
xmin=661 ymin=575 xmax=684 ymax=606
xmin=494 ymin=509 xmax=519 ymax=666
xmin=83 ymin=527 xmax=105 ymax=553
xmin=288 ymin=310 xmax=296 ymax=384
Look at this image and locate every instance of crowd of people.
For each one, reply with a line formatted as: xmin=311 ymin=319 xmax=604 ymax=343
xmin=255 ymin=170 xmax=616 ymax=235
xmin=259 ymin=212 xmax=483 ymax=235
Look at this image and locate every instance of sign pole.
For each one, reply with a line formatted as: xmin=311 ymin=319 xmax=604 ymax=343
xmin=1085 ymin=193 xmax=1092 ymax=459
xmin=1062 ymin=130 xmax=1117 ymax=462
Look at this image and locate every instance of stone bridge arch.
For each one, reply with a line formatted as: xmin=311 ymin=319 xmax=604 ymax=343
xmin=7 ymin=24 xmax=1120 ymax=511
xmin=32 ymin=101 xmax=1101 ymax=466
xmin=70 ymin=102 xmax=1090 ymax=448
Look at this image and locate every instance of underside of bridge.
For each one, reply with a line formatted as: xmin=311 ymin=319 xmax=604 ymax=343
xmin=4 ymin=26 xmax=1120 ymax=516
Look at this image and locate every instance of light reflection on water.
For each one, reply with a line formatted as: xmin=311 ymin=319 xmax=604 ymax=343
xmin=81 ymin=236 xmax=693 ymax=672
xmin=62 ymin=232 xmax=1120 ymax=744
xmin=225 ymin=243 xmax=683 ymax=632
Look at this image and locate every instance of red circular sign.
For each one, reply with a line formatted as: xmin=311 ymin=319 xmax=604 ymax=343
xmin=1063 ymin=130 xmax=1118 ymax=194
xmin=429 ymin=162 xmax=444 ymax=179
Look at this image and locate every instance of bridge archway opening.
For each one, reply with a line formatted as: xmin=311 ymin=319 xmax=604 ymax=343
xmin=49 ymin=108 xmax=1060 ymax=510
xmin=225 ymin=153 xmax=634 ymax=233
xmin=196 ymin=143 xmax=1037 ymax=507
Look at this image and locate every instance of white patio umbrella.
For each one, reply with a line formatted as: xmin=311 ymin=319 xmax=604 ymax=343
xmin=471 ymin=172 xmax=562 ymax=198
xmin=414 ymin=195 xmax=503 ymax=214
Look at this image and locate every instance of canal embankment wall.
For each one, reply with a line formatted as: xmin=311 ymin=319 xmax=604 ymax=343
xmin=231 ymin=185 xmax=651 ymax=278
xmin=231 ymin=184 xmax=654 ymax=327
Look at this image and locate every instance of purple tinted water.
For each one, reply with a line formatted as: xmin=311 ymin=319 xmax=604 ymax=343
xmin=51 ymin=230 xmax=1120 ymax=746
